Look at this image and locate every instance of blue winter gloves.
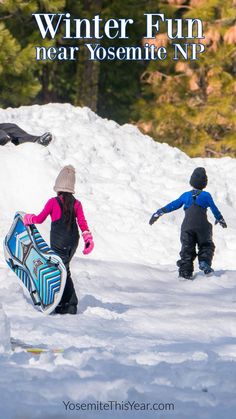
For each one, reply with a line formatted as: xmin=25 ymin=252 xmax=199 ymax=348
xmin=149 ymin=209 xmax=165 ymax=225
xmin=215 ymin=217 xmax=227 ymax=228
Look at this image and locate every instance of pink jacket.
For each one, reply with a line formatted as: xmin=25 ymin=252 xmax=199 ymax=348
xmin=31 ymin=197 xmax=89 ymax=233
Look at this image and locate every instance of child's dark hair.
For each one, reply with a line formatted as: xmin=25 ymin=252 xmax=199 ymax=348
xmin=57 ymin=192 xmax=75 ymax=227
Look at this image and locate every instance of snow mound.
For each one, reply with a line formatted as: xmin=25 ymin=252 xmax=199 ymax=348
xmin=0 ymin=103 xmax=235 ymax=269
xmin=0 ymin=304 xmax=10 ymax=353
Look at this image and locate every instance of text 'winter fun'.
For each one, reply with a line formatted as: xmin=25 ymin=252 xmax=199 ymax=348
xmin=33 ymin=13 xmax=205 ymax=62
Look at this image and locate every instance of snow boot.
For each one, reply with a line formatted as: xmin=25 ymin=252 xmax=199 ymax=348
xmin=199 ymin=261 xmax=214 ymax=275
xmin=179 ymin=271 xmax=194 ymax=280
xmin=66 ymin=304 xmax=77 ymax=315
xmin=36 ymin=132 xmax=52 ymax=146
xmin=55 ymin=303 xmax=77 ymax=315
xmin=0 ymin=134 xmax=11 ymax=146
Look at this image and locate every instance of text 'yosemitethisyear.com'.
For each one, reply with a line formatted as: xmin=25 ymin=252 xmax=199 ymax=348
xmin=62 ymin=400 xmax=175 ymax=412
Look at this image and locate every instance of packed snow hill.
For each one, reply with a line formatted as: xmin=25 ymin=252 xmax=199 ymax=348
xmin=0 ymin=103 xmax=235 ymax=419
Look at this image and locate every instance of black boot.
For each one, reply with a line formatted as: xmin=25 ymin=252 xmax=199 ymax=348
xmin=177 ymin=260 xmax=194 ymax=280
xmin=36 ymin=132 xmax=52 ymax=146
xmin=199 ymin=261 xmax=214 ymax=275
xmin=66 ymin=304 xmax=77 ymax=314
xmin=179 ymin=270 xmax=194 ymax=280
xmin=55 ymin=303 xmax=77 ymax=315
xmin=0 ymin=134 xmax=11 ymax=146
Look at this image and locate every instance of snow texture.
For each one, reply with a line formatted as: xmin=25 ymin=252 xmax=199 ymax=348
xmin=0 ymin=104 xmax=235 ymax=419
xmin=0 ymin=304 xmax=10 ymax=353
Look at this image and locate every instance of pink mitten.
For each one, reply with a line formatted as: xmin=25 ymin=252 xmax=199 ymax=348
xmin=82 ymin=231 xmax=94 ymax=255
xmin=23 ymin=214 xmax=35 ymax=226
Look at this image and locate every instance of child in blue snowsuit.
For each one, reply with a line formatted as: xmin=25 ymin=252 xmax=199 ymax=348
xmin=149 ymin=167 xmax=227 ymax=279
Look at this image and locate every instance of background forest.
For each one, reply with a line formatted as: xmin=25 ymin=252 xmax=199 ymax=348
xmin=0 ymin=0 xmax=236 ymax=157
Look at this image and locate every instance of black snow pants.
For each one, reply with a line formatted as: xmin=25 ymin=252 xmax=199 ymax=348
xmin=0 ymin=123 xmax=38 ymax=146
xmin=50 ymin=198 xmax=79 ymax=307
xmin=177 ymin=204 xmax=215 ymax=276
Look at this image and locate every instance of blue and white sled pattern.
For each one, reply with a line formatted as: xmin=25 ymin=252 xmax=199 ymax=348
xmin=4 ymin=212 xmax=66 ymax=314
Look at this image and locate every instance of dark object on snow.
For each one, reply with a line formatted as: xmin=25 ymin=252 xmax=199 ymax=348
xmin=55 ymin=303 xmax=77 ymax=315
xmin=36 ymin=132 xmax=52 ymax=146
xmin=190 ymin=167 xmax=208 ymax=190
xmin=178 ymin=269 xmax=194 ymax=280
xmin=0 ymin=123 xmax=52 ymax=146
xmin=149 ymin=209 xmax=165 ymax=225
xmin=215 ymin=217 xmax=227 ymax=228
xmin=0 ymin=133 xmax=11 ymax=146
xmin=199 ymin=261 xmax=214 ymax=275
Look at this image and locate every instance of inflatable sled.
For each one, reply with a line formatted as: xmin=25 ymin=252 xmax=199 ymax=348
xmin=4 ymin=212 xmax=67 ymax=314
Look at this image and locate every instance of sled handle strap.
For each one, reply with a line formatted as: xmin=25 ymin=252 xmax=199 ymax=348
xmin=47 ymin=257 xmax=59 ymax=268
xmin=9 ymin=259 xmax=18 ymax=271
xmin=30 ymin=290 xmax=41 ymax=306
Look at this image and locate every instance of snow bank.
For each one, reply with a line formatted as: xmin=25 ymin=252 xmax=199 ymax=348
xmin=0 ymin=103 xmax=235 ymax=269
xmin=0 ymin=304 xmax=10 ymax=352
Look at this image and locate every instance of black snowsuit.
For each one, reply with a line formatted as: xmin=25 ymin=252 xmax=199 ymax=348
xmin=177 ymin=192 xmax=215 ymax=276
xmin=0 ymin=123 xmax=39 ymax=146
xmin=50 ymin=197 xmax=79 ymax=307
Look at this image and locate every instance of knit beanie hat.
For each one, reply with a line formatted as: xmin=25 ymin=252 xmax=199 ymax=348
xmin=53 ymin=165 xmax=76 ymax=193
xmin=190 ymin=167 xmax=208 ymax=190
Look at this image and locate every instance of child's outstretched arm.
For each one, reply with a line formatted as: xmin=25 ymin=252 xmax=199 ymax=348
xmin=207 ymin=194 xmax=227 ymax=228
xmin=23 ymin=199 xmax=54 ymax=226
xmin=149 ymin=193 xmax=185 ymax=226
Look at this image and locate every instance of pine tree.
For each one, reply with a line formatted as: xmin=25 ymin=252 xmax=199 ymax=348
xmin=64 ymin=0 xmax=102 ymax=112
xmin=98 ymin=0 xmax=162 ymax=124
xmin=133 ymin=0 xmax=236 ymax=157
xmin=0 ymin=1 xmax=39 ymax=107
xmin=0 ymin=0 xmax=65 ymax=107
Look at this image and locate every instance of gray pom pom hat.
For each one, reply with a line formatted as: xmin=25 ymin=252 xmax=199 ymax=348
xmin=53 ymin=165 xmax=76 ymax=193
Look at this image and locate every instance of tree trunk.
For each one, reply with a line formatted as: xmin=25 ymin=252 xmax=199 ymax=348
xmin=41 ymin=64 xmax=58 ymax=104
xmin=76 ymin=0 xmax=101 ymax=112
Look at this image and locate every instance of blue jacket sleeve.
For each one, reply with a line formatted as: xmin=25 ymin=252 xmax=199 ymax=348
xmin=207 ymin=193 xmax=222 ymax=220
xmin=162 ymin=193 xmax=185 ymax=213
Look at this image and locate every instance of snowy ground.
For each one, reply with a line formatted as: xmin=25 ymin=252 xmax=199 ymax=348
xmin=0 ymin=104 xmax=235 ymax=419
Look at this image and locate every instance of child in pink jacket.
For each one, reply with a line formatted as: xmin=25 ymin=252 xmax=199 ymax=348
xmin=24 ymin=165 xmax=94 ymax=314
